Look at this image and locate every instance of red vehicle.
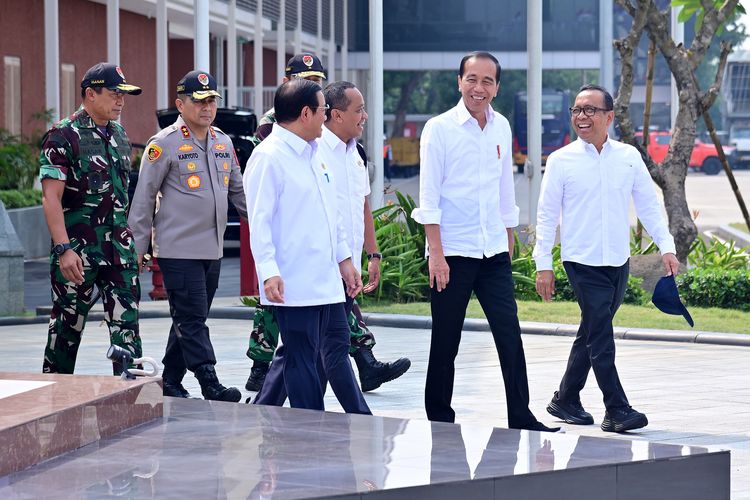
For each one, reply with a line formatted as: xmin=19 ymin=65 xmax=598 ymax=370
xmin=636 ymin=131 xmax=733 ymax=175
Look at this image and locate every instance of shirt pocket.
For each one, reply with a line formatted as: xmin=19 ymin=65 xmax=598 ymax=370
xmin=179 ymin=172 xmax=207 ymax=192
xmin=81 ymin=161 xmax=112 ymax=194
xmin=609 ymin=162 xmax=636 ymax=192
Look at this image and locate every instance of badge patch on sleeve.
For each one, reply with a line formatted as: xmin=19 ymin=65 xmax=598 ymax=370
xmin=187 ymin=175 xmax=201 ymax=189
xmin=146 ymin=144 xmax=163 ymax=162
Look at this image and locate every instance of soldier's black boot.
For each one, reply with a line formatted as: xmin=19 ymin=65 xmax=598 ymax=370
xmin=352 ymin=348 xmax=411 ymax=392
xmin=194 ymin=364 xmax=242 ymax=402
xmin=245 ymin=360 xmax=270 ymax=392
xmin=162 ymin=366 xmax=193 ymax=398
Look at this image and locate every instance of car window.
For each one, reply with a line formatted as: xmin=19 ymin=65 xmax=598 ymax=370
xmin=655 ymin=135 xmax=671 ymax=145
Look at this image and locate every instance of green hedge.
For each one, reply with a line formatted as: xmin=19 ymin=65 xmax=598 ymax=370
xmin=0 ymin=132 xmax=37 ymax=190
xmin=677 ymin=268 xmax=750 ymax=311
xmin=0 ymin=189 xmax=42 ymax=209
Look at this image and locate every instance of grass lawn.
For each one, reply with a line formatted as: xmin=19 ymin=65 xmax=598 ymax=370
xmin=730 ymin=222 xmax=749 ymax=234
xmin=363 ymin=299 xmax=750 ymax=334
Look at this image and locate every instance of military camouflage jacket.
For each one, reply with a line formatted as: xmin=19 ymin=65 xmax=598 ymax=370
xmin=250 ymin=107 xmax=276 ymax=147
xmin=39 ymin=106 xmax=136 ymax=266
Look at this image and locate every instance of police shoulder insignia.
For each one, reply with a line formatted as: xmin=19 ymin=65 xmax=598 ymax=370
xmin=146 ymin=144 xmax=163 ymax=162
xmin=209 ymin=127 xmax=217 ymax=139
xmin=180 ymin=126 xmax=190 ymax=138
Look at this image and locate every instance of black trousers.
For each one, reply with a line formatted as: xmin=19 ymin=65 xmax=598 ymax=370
xmin=158 ymin=258 xmax=221 ymax=375
xmin=425 ymin=253 xmax=536 ymax=428
xmin=557 ymin=261 xmax=630 ymax=410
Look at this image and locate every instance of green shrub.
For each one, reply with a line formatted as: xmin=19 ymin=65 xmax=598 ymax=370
xmin=0 ymin=130 xmax=37 ymax=190
xmin=361 ymin=191 xmax=429 ymax=303
xmin=688 ymin=236 xmax=750 ymax=270
xmin=0 ymin=189 xmax=42 ymax=208
xmin=677 ymin=268 xmax=750 ymax=311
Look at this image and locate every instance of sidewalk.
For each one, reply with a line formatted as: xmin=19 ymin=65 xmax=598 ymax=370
xmin=4 ymin=316 xmax=749 ymax=498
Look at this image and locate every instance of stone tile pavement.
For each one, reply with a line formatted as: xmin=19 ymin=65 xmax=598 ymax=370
xmin=3 ymin=315 xmax=749 ymax=498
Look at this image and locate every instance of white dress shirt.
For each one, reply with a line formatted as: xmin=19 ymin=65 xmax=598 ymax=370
xmin=411 ymin=99 xmax=519 ymax=258
xmin=533 ymin=137 xmax=676 ymax=270
xmin=318 ymin=126 xmax=370 ymax=274
xmin=243 ymin=124 xmax=351 ymax=306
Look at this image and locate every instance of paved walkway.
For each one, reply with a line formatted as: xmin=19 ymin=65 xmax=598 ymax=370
xmin=5 ymin=315 xmax=749 ymax=498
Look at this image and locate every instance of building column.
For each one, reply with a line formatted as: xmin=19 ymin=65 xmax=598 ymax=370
xmin=328 ymin=0 xmax=336 ymax=81
xmin=254 ymin=0 xmax=264 ymax=114
xmin=44 ymin=0 xmax=60 ymax=124
xmin=599 ymin=0 xmax=613 ymax=93
xmin=215 ymin=35 xmax=225 ymax=88
xmin=527 ymin=0 xmax=542 ymax=225
xmin=194 ymin=0 xmax=210 ymax=70
xmin=227 ymin=0 xmax=238 ymax=108
xmin=670 ymin=5 xmax=684 ymax=129
xmin=341 ymin=0 xmax=348 ymax=82
xmin=294 ymin=0 xmax=302 ymax=53
xmin=107 ymin=0 xmax=120 ymax=65
xmin=368 ymin=0 xmax=384 ymax=209
xmin=277 ymin=0 xmax=286 ymax=85
xmin=316 ymin=0 xmax=323 ymax=56
xmin=156 ymin=0 xmax=168 ymax=110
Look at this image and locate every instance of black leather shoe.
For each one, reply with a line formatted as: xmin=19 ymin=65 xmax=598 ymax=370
xmin=547 ymin=392 xmax=594 ymax=425
xmin=245 ymin=360 xmax=270 ymax=392
xmin=517 ymin=421 xmax=562 ymax=433
xmin=601 ymin=406 xmax=648 ymax=433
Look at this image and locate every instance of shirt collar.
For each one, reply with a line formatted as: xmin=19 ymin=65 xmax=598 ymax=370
xmin=576 ymin=135 xmax=613 ymax=154
xmin=453 ymin=98 xmax=495 ymax=126
xmin=321 ymin=125 xmax=357 ymax=153
xmin=75 ymin=106 xmax=106 ymax=130
xmin=273 ymin=123 xmax=318 ymax=156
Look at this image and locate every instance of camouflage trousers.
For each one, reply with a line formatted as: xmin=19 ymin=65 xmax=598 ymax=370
xmin=246 ymin=301 xmax=376 ymax=363
xmin=43 ymin=259 xmax=142 ymax=375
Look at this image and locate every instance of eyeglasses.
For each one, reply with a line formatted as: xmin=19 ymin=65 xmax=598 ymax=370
xmin=312 ymin=104 xmax=330 ymax=112
xmin=569 ymin=106 xmax=611 ymax=117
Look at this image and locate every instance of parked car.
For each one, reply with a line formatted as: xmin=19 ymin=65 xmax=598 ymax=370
xmin=635 ymin=131 xmax=734 ymax=175
xmin=128 ymin=107 xmax=257 ymax=241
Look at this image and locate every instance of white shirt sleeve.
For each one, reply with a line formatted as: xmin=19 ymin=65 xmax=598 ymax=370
xmin=499 ymin=122 xmax=520 ymax=228
xmin=411 ymin=120 xmax=443 ymax=225
xmin=631 ymin=155 xmax=676 ymax=255
xmin=244 ymin=150 xmax=282 ymax=283
xmin=533 ymin=153 xmax=564 ymax=270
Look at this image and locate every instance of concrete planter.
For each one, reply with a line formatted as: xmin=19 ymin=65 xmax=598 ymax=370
xmin=7 ymin=205 xmax=50 ymax=260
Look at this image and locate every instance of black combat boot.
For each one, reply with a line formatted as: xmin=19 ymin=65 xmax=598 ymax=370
xmin=352 ymin=348 xmax=411 ymax=392
xmin=194 ymin=364 xmax=242 ymax=402
xmin=162 ymin=366 xmax=193 ymax=398
xmin=245 ymin=360 xmax=270 ymax=392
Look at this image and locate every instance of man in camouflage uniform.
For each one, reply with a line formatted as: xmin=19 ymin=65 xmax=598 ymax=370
xmin=40 ymin=63 xmax=143 ymax=375
xmin=245 ymin=54 xmax=410 ymax=394
xmin=129 ymin=70 xmax=246 ymax=402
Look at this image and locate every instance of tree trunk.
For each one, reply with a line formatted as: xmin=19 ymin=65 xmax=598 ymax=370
xmin=391 ymin=71 xmax=426 ymax=138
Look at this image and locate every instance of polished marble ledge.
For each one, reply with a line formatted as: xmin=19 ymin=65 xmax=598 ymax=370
xmin=0 ymin=372 xmax=162 ymax=477
xmin=0 ymin=398 xmax=730 ymax=499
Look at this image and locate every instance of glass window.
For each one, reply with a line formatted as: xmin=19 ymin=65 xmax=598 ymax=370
xmin=4 ymin=56 xmax=21 ymax=136
xmin=61 ymin=64 xmax=76 ymax=118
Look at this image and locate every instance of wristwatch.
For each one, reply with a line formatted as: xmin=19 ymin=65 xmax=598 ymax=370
xmin=52 ymin=242 xmax=72 ymax=256
xmin=367 ymin=252 xmax=382 ymax=261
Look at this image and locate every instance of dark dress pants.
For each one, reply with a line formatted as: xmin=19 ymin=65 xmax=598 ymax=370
xmin=158 ymin=258 xmax=221 ymax=375
xmin=254 ymin=291 xmax=355 ymax=406
xmin=557 ymin=261 xmax=630 ymax=410
xmin=256 ymin=302 xmax=370 ymax=414
xmin=425 ymin=253 xmax=536 ymax=428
